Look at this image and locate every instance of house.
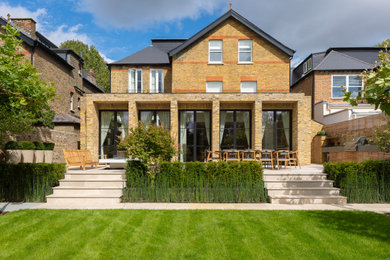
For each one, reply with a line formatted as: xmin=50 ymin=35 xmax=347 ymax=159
xmin=0 ymin=16 xmax=105 ymax=162
xmin=291 ymin=47 xmax=385 ymax=125
xmin=80 ymin=9 xmax=315 ymax=164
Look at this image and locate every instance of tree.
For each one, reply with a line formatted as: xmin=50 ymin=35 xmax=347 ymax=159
xmin=343 ymin=49 xmax=390 ymax=116
xmin=60 ymin=40 xmax=110 ymax=92
xmin=376 ymin=38 xmax=390 ymax=47
xmin=371 ymin=123 xmax=390 ymax=153
xmin=0 ymin=23 xmax=56 ymax=147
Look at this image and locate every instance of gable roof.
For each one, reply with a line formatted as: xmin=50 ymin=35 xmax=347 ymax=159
xmin=168 ymin=9 xmax=295 ymax=57
xmin=291 ymin=47 xmax=385 ymax=87
xmin=110 ymin=45 xmax=171 ymax=65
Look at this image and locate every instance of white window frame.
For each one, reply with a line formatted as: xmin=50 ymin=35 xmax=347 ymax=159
xmin=331 ymin=75 xmax=363 ymax=99
xmin=70 ymin=92 xmax=74 ymax=111
xmin=303 ymin=58 xmax=312 ymax=74
xmin=149 ymin=69 xmax=164 ymax=93
xmin=128 ymin=69 xmax=143 ymax=93
xmin=240 ymin=81 xmax=257 ymax=93
xmin=208 ymin=40 xmax=223 ymax=64
xmin=206 ymin=81 xmax=223 ymax=93
xmin=238 ymin=40 xmax=253 ymax=63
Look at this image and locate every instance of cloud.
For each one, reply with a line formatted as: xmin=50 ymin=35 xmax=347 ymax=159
xmin=98 ymin=51 xmax=114 ymax=63
xmin=78 ymin=0 xmax=226 ymax=29
xmin=43 ymin=24 xmax=92 ymax=46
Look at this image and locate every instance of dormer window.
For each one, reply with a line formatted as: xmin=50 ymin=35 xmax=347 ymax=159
xmin=129 ymin=69 xmax=142 ymax=93
xmin=303 ymin=58 xmax=312 ymax=74
xmin=209 ymin=40 xmax=223 ymax=63
xmin=238 ymin=40 xmax=252 ymax=63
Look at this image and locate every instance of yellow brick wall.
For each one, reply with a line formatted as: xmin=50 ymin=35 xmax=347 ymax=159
xmin=172 ymin=18 xmax=290 ymax=93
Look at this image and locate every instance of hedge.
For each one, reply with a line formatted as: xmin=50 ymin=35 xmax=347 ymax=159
xmin=4 ymin=141 xmax=55 ymax=150
xmin=123 ymin=161 xmax=266 ymax=203
xmin=0 ymin=163 xmax=66 ymax=202
xmin=324 ymin=160 xmax=390 ymax=203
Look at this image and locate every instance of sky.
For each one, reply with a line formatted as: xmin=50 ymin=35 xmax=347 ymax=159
xmin=1 ymin=0 xmax=389 ymax=66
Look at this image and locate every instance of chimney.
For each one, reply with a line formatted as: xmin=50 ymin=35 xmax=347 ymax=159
xmin=87 ymin=69 xmax=97 ymax=85
xmin=11 ymin=18 xmax=36 ymax=39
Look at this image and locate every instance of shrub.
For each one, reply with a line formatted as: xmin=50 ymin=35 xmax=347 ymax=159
xmin=20 ymin=141 xmax=35 ymax=150
xmin=324 ymin=160 xmax=390 ymax=203
xmin=33 ymin=141 xmax=45 ymax=150
xmin=0 ymin=163 xmax=66 ymax=202
xmin=123 ymin=161 xmax=266 ymax=203
xmin=43 ymin=142 xmax=55 ymax=150
xmin=317 ymin=130 xmax=326 ymax=136
xmin=4 ymin=141 xmax=23 ymax=150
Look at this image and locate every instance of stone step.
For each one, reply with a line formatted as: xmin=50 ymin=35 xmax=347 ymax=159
xmin=59 ymin=179 xmax=126 ymax=188
xmin=52 ymin=187 xmax=123 ymax=197
xmin=267 ymin=187 xmax=340 ymax=196
xmin=263 ymin=173 xmax=327 ymax=181
xmin=269 ymin=195 xmax=347 ymax=204
xmin=64 ymin=173 xmax=125 ymax=181
xmin=46 ymin=194 xmax=121 ymax=205
xmin=265 ymin=180 xmax=334 ymax=188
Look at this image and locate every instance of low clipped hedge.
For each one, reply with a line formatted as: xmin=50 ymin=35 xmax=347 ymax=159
xmin=123 ymin=161 xmax=266 ymax=203
xmin=4 ymin=141 xmax=55 ymax=150
xmin=324 ymin=160 xmax=390 ymax=203
xmin=0 ymin=163 xmax=66 ymax=202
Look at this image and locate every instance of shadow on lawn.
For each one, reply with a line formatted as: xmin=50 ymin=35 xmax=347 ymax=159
xmin=304 ymin=211 xmax=390 ymax=243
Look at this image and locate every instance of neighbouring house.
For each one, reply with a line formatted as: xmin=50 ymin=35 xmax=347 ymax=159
xmin=0 ymin=16 xmax=105 ymax=162
xmin=291 ymin=47 xmax=385 ymax=125
xmin=81 ymin=9 xmax=315 ymax=164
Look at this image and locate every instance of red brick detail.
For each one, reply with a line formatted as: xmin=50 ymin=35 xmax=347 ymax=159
xmin=208 ymin=36 xmax=255 ymax=39
xmin=173 ymin=89 xmax=206 ymax=93
xmin=206 ymin=76 xmax=223 ymax=81
xmin=240 ymin=76 xmax=257 ymax=81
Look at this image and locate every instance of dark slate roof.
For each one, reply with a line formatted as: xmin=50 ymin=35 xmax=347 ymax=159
xmin=52 ymin=114 xmax=80 ymax=125
xmin=169 ymin=9 xmax=295 ymax=57
xmin=110 ymin=45 xmax=171 ymax=65
xmin=291 ymin=47 xmax=386 ymax=87
xmin=151 ymin=39 xmax=186 ymax=52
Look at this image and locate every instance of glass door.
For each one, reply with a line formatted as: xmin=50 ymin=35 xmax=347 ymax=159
xmin=262 ymin=110 xmax=291 ymax=150
xmin=220 ymin=110 xmax=251 ymax=150
xmin=179 ymin=110 xmax=211 ymax=162
xmin=100 ymin=110 xmax=129 ymax=158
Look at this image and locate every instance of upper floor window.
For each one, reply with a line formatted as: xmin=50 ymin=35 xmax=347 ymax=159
xmin=150 ymin=69 xmax=164 ymax=93
xmin=129 ymin=69 xmax=142 ymax=93
xmin=241 ymin=81 xmax=257 ymax=93
xmin=209 ymin=40 xmax=222 ymax=63
xmin=303 ymin=58 xmax=312 ymax=73
xmin=70 ymin=92 xmax=74 ymax=111
xmin=332 ymin=75 xmax=363 ymax=99
xmin=206 ymin=81 xmax=222 ymax=93
xmin=238 ymin=40 xmax=252 ymax=63
xmin=77 ymin=97 xmax=81 ymax=110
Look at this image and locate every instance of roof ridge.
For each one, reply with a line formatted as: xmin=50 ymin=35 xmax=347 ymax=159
xmin=331 ymin=50 xmax=375 ymax=67
xmin=313 ymin=50 xmax=335 ymax=70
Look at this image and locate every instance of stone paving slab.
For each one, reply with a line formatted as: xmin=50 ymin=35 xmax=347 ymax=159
xmin=1 ymin=202 xmax=43 ymax=212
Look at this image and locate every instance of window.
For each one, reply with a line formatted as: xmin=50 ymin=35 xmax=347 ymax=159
xmin=206 ymin=81 xmax=222 ymax=93
xmin=150 ymin=69 xmax=164 ymax=93
xmin=332 ymin=75 xmax=363 ymax=99
xmin=238 ymin=40 xmax=252 ymax=63
xmin=220 ymin=110 xmax=251 ymax=150
xmin=262 ymin=110 xmax=291 ymax=150
xmin=77 ymin=97 xmax=81 ymax=110
xmin=139 ymin=110 xmax=170 ymax=129
xmin=241 ymin=81 xmax=257 ymax=93
xmin=128 ymin=69 xmax=142 ymax=93
xmin=209 ymin=40 xmax=222 ymax=63
xmin=70 ymin=92 xmax=74 ymax=111
xmin=303 ymin=58 xmax=312 ymax=73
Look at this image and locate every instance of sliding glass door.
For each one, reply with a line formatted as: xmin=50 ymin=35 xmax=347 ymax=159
xmin=179 ymin=110 xmax=211 ymax=162
xmin=262 ymin=110 xmax=291 ymax=150
xmin=220 ymin=110 xmax=251 ymax=150
xmin=100 ymin=110 xmax=129 ymax=158
xmin=139 ymin=110 xmax=170 ymax=129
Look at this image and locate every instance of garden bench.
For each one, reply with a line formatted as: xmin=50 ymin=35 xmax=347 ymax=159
xmin=63 ymin=149 xmax=98 ymax=170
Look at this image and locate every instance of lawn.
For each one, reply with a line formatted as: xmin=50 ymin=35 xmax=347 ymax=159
xmin=1 ymin=210 xmax=389 ymax=259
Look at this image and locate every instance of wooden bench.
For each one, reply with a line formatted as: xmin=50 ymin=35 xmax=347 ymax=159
xmin=63 ymin=149 xmax=99 ymax=170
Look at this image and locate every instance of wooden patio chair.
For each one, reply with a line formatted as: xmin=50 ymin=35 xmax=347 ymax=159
xmin=258 ymin=150 xmax=274 ymax=169
xmin=274 ymin=150 xmax=290 ymax=170
xmin=224 ymin=150 xmax=241 ymax=162
xmin=63 ymin=149 xmax=98 ymax=170
xmin=289 ymin=150 xmax=301 ymax=169
xmin=241 ymin=150 xmax=256 ymax=161
xmin=206 ymin=150 xmax=222 ymax=162
xmin=98 ymin=154 xmax=108 ymax=167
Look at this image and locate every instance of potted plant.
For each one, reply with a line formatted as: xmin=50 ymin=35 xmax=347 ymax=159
xmin=43 ymin=142 xmax=55 ymax=163
xmin=33 ymin=141 xmax=45 ymax=163
xmin=4 ymin=141 xmax=23 ymax=164
xmin=20 ymin=141 xmax=35 ymax=163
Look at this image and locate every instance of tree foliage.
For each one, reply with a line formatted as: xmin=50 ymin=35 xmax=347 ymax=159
xmin=60 ymin=40 xmax=110 ymax=92
xmin=343 ymin=49 xmax=390 ymax=116
xmin=376 ymin=38 xmax=390 ymax=47
xmin=0 ymin=23 xmax=56 ymax=147
xmin=372 ymin=123 xmax=390 ymax=153
xmin=119 ymin=122 xmax=176 ymax=168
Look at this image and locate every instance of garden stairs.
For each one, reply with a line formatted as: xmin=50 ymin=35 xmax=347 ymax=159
xmin=45 ymin=167 xmax=126 ymax=207
xmin=263 ymin=165 xmax=347 ymax=204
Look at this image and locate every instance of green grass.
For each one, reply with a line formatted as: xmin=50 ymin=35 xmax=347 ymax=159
xmin=1 ymin=210 xmax=390 ymax=259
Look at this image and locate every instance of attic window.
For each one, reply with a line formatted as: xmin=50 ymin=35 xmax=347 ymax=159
xmin=303 ymin=58 xmax=312 ymax=73
xmin=209 ymin=40 xmax=222 ymax=63
xmin=238 ymin=40 xmax=252 ymax=63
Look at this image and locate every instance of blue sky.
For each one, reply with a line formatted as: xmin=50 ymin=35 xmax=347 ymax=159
xmin=1 ymin=0 xmax=390 ymax=66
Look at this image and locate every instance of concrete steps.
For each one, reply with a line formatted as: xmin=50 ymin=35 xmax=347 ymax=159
xmin=264 ymin=166 xmax=347 ymax=204
xmin=46 ymin=167 xmax=126 ymax=207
